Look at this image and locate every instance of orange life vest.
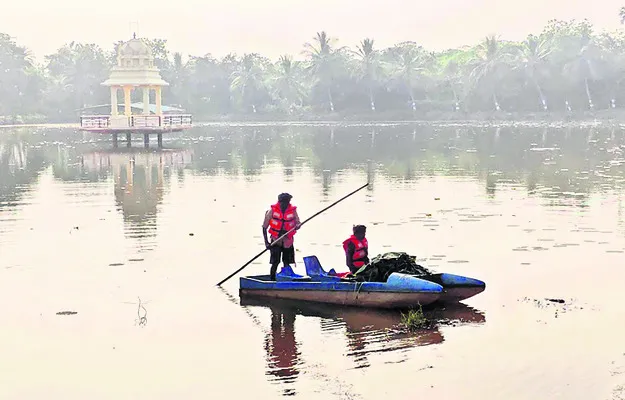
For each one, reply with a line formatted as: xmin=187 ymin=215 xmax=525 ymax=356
xmin=268 ymin=203 xmax=297 ymax=240
xmin=342 ymin=235 xmax=369 ymax=268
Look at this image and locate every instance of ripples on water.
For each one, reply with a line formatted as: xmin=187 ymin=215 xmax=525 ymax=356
xmin=1 ymin=123 xmax=625 ymax=399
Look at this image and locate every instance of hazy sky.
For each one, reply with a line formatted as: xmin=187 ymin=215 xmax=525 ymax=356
xmin=2 ymin=0 xmax=623 ymax=62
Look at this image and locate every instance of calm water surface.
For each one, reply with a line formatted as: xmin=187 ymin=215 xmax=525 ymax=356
xmin=1 ymin=124 xmax=625 ymax=399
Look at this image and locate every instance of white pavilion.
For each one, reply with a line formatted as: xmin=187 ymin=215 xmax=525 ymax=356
xmin=79 ymin=34 xmax=192 ymax=147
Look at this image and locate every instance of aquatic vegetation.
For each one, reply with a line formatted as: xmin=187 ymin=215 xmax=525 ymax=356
xmin=400 ymin=305 xmax=431 ymax=331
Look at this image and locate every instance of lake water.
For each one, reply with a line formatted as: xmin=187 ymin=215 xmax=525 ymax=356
xmin=1 ymin=123 xmax=624 ymax=400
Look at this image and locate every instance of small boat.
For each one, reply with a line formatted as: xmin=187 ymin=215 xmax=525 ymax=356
xmin=239 ymin=255 xmax=486 ymax=309
xmin=302 ymin=255 xmax=486 ymax=303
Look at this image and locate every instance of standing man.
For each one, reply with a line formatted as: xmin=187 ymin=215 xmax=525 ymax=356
xmin=343 ymin=224 xmax=369 ymax=274
xmin=262 ymin=193 xmax=302 ymax=280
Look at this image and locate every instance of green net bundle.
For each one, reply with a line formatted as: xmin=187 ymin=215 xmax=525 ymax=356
xmin=352 ymin=252 xmax=433 ymax=282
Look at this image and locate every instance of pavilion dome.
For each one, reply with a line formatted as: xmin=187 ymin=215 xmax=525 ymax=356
xmin=118 ymin=37 xmax=152 ymax=58
xmin=102 ymin=34 xmax=169 ymax=87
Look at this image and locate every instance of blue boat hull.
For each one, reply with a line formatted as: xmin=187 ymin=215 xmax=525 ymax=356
xmin=239 ymin=269 xmax=443 ymax=309
xmin=238 ymin=255 xmax=486 ymax=309
xmin=299 ymin=255 xmax=486 ymax=303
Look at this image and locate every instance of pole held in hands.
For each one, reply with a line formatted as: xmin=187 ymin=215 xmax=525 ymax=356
xmin=216 ymin=182 xmax=369 ymax=286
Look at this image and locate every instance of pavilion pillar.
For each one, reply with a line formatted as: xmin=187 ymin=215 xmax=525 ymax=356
xmin=123 ymin=86 xmax=132 ymax=117
xmin=110 ymin=87 xmax=118 ymax=116
xmin=155 ymin=86 xmax=162 ymax=116
xmin=142 ymin=86 xmax=150 ymax=115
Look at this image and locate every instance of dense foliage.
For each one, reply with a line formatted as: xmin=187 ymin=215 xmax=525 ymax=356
xmin=3 ymin=18 xmax=625 ymax=121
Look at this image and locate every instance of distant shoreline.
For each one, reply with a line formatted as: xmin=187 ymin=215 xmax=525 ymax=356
xmin=2 ymin=109 xmax=625 ymax=129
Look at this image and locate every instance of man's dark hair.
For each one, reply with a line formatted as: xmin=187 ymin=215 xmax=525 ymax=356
xmin=353 ymin=224 xmax=366 ymax=235
xmin=278 ymin=192 xmax=292 ymax=202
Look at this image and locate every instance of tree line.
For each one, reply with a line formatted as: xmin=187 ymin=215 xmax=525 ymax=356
xmin=3 ymin=17 xmax=625 ymax=123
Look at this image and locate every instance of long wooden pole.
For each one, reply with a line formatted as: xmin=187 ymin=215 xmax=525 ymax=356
xmin=216 ymin=182 xmax=369 ymax=286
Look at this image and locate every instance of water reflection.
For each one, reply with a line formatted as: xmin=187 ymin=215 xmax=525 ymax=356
xmin=4 ymin=124 xmax=624 ymax=399
xmin=0 ymin=130 xmax=48 ymax=208
xmin=265 ymin=307 xmax=301 ymax=396
xmin=177 ymin=124 xmax=625 ymax=203
xmin=80 ymin=148 xmax=193 ymax=250
xmin=240 ymin=296 xmax=485 ymax=393
xmin=3 ymin=123 xmax=625 ymax=218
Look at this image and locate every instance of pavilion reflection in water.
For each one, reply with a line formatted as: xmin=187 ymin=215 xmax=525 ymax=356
xmin=240 ymin=296 xmax=485 ymax=396
xmin=80 ymin=148 xmax=193 ymax=251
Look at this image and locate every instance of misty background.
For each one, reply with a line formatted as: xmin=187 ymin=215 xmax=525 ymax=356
xmin=2 ymin=2 xmax=625 ymax=122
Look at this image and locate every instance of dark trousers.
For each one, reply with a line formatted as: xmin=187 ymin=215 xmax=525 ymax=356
xmin=269 ymin=244 xmax=295 ymax=280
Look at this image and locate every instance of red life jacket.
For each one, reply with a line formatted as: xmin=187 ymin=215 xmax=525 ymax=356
xmin=342 ymin=235 xmax=369 ymax=268
xmin=268 ymin=203 xmax=297 ymax=240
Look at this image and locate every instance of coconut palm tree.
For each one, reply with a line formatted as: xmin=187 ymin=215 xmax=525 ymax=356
xmin=303 ymin=31 xmax=343 ymax=112
xmin=443 ymin=60 xmax=463 ymax=111
xmin=168 ymin=52 xmax=190 ymax=107
xmin=595 ymin=32 xmax=625 ymax=108
xmin=45 ymin=42 xmax=110 ymax=111
xmin=515 ymin=34 xmax=552 ymax=111
xmin=230 ymin=53 xmax=268 ymax=113
xmin=351 ymin=38 xmax=383 ymax=111
xmin=269 ymin=55 xmax=308 ymax=112
xmin=386 ymin=41 xmax=429 ymax=112
xmin=468 ymin=35 xmax=513 ymax=111
xmin=562 ymin=32 xmax=602 ymax=110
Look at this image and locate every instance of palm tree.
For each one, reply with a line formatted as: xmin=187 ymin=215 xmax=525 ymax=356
xmin=514 ymin=35 xmax=552 ymax=110
xmin=443 ymin=60 xmax=463 ymax=111
xmin=303 ymin=31 xmax=342 ymax=112
xmin=468 ymin=35 xmax=513 ymax=111
xmin=386 ymin=42 xmax=429 ymax=112
xmin=562 ymin=32 xmax=601 ymax=110
xmin=351 ymin=38 xmax=383 ymax=111
xmin=269 ymin=55 xmax=307 ymax=112
xmin=596 ymin=33 xmax=625 ymax=108
xmin=230 ymin=53 xmax=268 ymax=113
xmin=45 ymin=42 xmax=110 ymax=110
xmin=169 ymin=52 xmax=190 ymax=107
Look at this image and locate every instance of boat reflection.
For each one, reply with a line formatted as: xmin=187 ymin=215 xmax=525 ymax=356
xmin=240 ymin=296 xmax=485 ymax=392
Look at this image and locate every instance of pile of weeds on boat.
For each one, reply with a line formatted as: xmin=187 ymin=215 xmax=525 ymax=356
xmin=352 ymin=252 xmax=432 ymax=282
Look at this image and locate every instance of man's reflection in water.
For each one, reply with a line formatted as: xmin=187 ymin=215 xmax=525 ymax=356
xmin=264 ymin=307 xmax=300 ymax=396
xmin=345 ymin=328 xmax=370 ymax=369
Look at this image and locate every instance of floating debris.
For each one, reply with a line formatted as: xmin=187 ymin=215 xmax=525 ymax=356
xmin=518 ymin=297 xmax=595 ymax=320
xmin=56 ymin=311 xmax=77 ymax=315
xmin=353 ymin=252 xmax=432 ymax=282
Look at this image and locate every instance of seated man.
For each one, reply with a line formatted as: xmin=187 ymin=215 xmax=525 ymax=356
xmin=342 ymin=224 xmax=369 ymax=274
